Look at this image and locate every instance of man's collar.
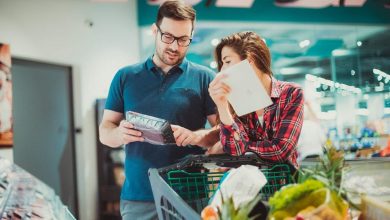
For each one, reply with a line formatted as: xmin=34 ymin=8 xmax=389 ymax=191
xmin=146 ymin=55 xmax=187 ymax=74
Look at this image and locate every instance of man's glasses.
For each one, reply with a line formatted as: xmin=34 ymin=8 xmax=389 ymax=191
xmin=156 ymin=25 xmax=192 ymax=47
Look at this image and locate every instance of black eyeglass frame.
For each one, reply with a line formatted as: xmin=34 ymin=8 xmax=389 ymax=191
xmin=156 ymin=25 xmax=193 ymax=47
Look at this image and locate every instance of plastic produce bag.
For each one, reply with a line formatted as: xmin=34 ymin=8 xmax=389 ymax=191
xmin=210 ymin=165 xmax=267 ymax=209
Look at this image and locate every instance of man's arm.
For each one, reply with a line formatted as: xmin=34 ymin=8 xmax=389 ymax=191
xmin=99 ymin=109 xmax=144 ymax=148
xmin=172 ymin=113 xmax=219 ymax=148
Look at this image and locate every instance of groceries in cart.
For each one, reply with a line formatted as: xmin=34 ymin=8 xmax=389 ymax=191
xmin=202 ymin=164 xmax=269 ymax=220
xmin=209 ymin=165 xmax=267 ymax=209
xmin=125 ymin=111 xmax=176 ymax=145
xmin=149 ymin=154 xmax=294 ymax=220
xmin=267 ymin=146 xmax=350 ymax=220
xmin=268 ymin=179 xmax=349 ymax=220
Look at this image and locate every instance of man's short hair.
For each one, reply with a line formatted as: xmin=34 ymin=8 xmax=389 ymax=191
xmin=156 ymin=0 xmax=196 ymax=30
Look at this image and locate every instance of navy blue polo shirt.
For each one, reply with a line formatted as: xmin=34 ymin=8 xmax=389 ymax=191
xmin=105 ymin=56 xmax=216 ymax=201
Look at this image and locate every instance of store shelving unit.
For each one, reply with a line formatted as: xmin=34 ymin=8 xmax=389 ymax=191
xmin=95 ymin=99 xmax=123 ymax=220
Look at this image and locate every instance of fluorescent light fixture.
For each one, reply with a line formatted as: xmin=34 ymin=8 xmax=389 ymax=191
xmin=373 ymin=68 xmax=390 ymax=83
xmin=332 ymin=49 xmax=353 ymax=56
xmin=305 ymin=74 xmax=361 ymax=94
xmin=373 ymin=68 xmax=389 ymax=76
xmin=215 ymin=0 xmax=255 ymax=8
xmin=280 ymin=67 xmax=305 ymax=75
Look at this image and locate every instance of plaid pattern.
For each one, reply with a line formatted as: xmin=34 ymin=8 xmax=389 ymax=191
xmin=220 ymin=78 xmax=304 ymax=168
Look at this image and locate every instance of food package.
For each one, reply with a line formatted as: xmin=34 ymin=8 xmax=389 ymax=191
xmin=125 ymin=111 xmax=175 ymax=145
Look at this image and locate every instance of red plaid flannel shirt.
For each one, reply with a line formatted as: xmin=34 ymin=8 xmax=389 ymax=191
xmin=220 ymin=78 xmax=304 ymax=168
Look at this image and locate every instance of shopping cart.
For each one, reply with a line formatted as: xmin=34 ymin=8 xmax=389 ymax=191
xmin=148 ymin=154 xmax=293 ymax=220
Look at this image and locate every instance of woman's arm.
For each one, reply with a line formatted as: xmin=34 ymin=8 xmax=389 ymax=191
xmin=220 ymin=87 xmax=304 ymax=163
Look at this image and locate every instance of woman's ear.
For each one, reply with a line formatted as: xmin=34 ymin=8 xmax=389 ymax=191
xmin=247 ymin=56 xmax=255 ymax=65
xmin=247 ymin=57 xmax=256 ymax=68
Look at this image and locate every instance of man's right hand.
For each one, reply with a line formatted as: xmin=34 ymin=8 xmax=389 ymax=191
xmin=99 ymin=110 xmax=145 ymax=148
xmin=118 ymin=120 xmax=145 ymax=145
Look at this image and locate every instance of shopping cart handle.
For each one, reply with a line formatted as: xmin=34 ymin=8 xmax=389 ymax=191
xmin=158 ymin=153 xmax=268 ymax=174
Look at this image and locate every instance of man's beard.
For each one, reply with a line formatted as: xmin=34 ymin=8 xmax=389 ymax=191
xmin=157 ymin=48 xmax=184 ymax=66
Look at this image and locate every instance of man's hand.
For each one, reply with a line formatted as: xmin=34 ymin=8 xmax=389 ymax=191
xmin=171 ymin=125 xmax=198 ymax=147
xmin=118 ymin=120 xmax=144 ymax=145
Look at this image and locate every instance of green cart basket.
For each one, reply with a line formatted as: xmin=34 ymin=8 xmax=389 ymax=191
xmin=148 ymin=154 xmax=293 ymax=220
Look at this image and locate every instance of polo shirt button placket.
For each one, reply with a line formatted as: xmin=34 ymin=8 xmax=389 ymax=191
xmin=160 ymin=75 xmax=167 ymax=92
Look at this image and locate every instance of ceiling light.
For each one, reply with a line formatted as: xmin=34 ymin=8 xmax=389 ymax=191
xmin=211 ymin=38 xmax=220 ymax=46
xmin=373 ymin=68 xmax=389 ymax=76
xmin=209 ymin=61 xmax=217 ymax=69
xmin=305 ymin=74 xmax=360 ymax=94
xmin=280 ymin=67 xmax=304 ymax=75
xmin=312 ymin=67 xmax=323 ymax=74
xmin=332 ymin=49 xmax=353 ymax=56
xmin=351 ymin=70 xmax=356 ymax=76
xmin=215 ymin=0 xmax=255 ymax=8
xmin=305 ymin=74 xmax=316 ymax=81
xmin=373 ymin=68 xmax=390 ymax=83
xmin=299 ymin=40 xmax=310 ymax=48
xmin=357 ymin=41 xmax=362 ymax=47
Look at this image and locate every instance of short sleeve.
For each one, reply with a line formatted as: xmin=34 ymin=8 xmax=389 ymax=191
xmin=105 ymin=69 xmax=124 ymax=113
xmin=203 ymin=70 xmax=217 ymax=116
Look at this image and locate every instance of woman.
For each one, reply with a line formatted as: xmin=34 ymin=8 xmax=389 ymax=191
xmin=208 ymin=31 xmax=304 ymax=168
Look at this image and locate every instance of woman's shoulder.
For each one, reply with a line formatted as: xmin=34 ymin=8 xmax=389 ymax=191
xmin=278 ymin=80 xmax=303 ymax=94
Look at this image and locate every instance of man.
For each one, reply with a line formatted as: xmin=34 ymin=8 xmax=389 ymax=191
xmin=99 ymin=1 xmax=218 ymax=219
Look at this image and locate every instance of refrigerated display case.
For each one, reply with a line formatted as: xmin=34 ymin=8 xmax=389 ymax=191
xmin=0 ymin=157 xmax=76 ymax=219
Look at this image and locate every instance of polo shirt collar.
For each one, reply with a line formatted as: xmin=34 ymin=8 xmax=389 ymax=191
xmin=146 ymin=55 xmax=187 ymax=75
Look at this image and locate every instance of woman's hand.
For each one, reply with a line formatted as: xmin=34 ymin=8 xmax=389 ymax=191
xmin=205 ymin=141 xmax=225 ymax=155
xmin=171 ymin=125 xmax=198 ymax=147
xmin=209 ymin=74 xmax=235 ymax=125
xmin=208 ymin=74 xmax=231 ymax=108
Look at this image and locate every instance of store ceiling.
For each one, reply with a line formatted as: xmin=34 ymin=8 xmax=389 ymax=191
xmin=140 ymin=23 xmax=390 ymax=93
xmin=139 ymin=0 xmax=390 ymax=94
